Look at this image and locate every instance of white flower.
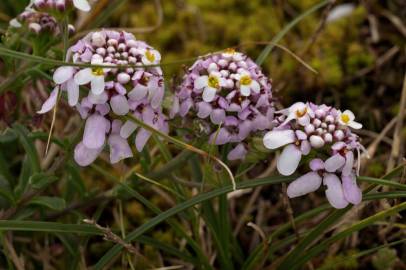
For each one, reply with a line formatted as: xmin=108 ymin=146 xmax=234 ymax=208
xmin=195 ymin=72 xmax=226 ymax=102
xmin=73 ymin=0 xmax=91 ymax=12
xmin=9 ymin=18 xmax=22 ymax=28
xmin=141 ymin=49 xmax=161 ymax=65
xmin=236 ymin=71 xmax=260 ymax=96
xmin=279 ymin=102 xmax=314 ymax=126
xmin=74 ymin=55 xmax=112 ymax=95
xmin=221 ymin=48 xmax=243 ymax=61
xmin=338 ymin=110 xmax=362 ymax=129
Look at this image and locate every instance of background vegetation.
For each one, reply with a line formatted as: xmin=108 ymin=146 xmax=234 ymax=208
xmin=0 ymin=0 xmax=405 ymax=269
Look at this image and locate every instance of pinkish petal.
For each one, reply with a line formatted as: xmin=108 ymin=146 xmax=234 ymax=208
xmin=309 ymin=158 xmax=325 ymax=171
xmin=287 ymin=172 xmax=322 ymax=198
xmin=67 ymin=79 xmax=79 ymax=106
xmin=83 ymin=114 xmax=107 ymax=149
xmin=342 ymin=151 xmax=354 ymax=176
xmin=135 ymin=129 xmax=151 ymax=152
xmin=323 ymin=173 xmax=349 ymax=209
xmin=108 ymin=134 xmax=133 ymax=164
xmin=227 ymin=144 xmax=247 ymax=160
xmin=53 ymin=66 xmax=74 ymax=84
xmin=342 ymin=174 xmax=362 ymax=205
xmin=210 ymin=109 xmax=226 ymax=124
xmin=74 ymin=142 xmax=102 ymax=166
xmin=197 ymin=102 xmax=212 ymax=118
xmin=37 ymin=87 xmax=59 ymax=114
xmin=110 ymin=95 xmax=129 ymax=115
xmin=277 ymin=144 xmax=302 ymax=176
xmin=325 ymin=153 xmax=346 ymax=172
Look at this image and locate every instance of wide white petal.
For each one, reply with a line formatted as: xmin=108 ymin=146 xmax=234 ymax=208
xmin=83 ymin=114 xmax=107 ymax=149
xmin=53 ymin=66 xmax=74 ymax=84
xmin=74 ymin=68 xmax=93 ymax=85
xmin=342 ymin=109 xmax=355 ymax=121
xmin=91 ymin=76 xmax=105 ymax=95
xmin=195 ymin=76 xmax=208 ymax=89
xmin=202 ymin=87 xmax=216 ymax=102
xmin=287 ymin=172 xmax=322 ymax=198
xmin=263 ymin=129 xmax=296 ymax=150
xmin=277 ymin=144 xmax=302 ymax=176
xmin=349 ymin=121 xmax=362 ymax=129
xmin=73 ymin=0 xmax=91 ymax=12
xmin=240 ymin=85 xmax=251 ymax=96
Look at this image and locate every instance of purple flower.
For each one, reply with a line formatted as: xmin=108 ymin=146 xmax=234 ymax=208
xmin=264 ymin=102 xmax=365 ymax=208
xmin=38 ymin=30 xmax=168 ymax=166
xmin=171 ymin=49 xmax=274 ymax=160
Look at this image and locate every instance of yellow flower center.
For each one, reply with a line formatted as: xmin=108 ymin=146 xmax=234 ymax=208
xmin=208 ymin=75 xmax=220 ymax=89
xmin=92 ymin=67 xmax=104 ymax=76
xmin=295 ymin=107 xmax=307 ymax=118
xmin=145 ymin=50 xmax=155 ymax=63
xmin=341 ymin=114 xmax=350 ymax=124
xmin=224 ymin=48 xmax=236 ymax=55
xmin=240 ymin=75 xmax=252 ymax=86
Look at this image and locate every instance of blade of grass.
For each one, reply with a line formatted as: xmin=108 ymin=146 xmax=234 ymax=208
xmin=288 ymin=201 xmax=406 ymax=270
xmin=0 ymin=221 xmax=102 ymax=235
xmin=94 ymin=175 xmax=295 ymax=270
xmin=255 ymin=0 xmax=331 ymax=65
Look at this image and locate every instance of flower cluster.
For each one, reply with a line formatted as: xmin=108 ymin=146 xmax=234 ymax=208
xmin=171 ymin=49 xmax=274 ymax=160
xmin=9 ymin=8 xmax=74 ymax=35
xmin=33 ymin=0 xmax=91 ymax=12
xmin=38 ymin=30 xmax=168 ymax=166
xmin=263 ymin=102 xmax=364 ymax=208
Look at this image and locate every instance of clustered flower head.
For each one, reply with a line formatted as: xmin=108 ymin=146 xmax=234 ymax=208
xmin=9 ymin=8 xmax=74 ymax=35
xmin=33 ymin=0 xmax=91 ymax=12
xmin=263 ymin=102 xmax=365 ymax=208
xmin=38 ymin=30 xmax=168 ymax=166
xmin=171 ymin=49 xmax=274 ymax=160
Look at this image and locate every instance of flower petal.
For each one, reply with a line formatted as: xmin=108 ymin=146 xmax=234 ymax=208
xmin=227 ymin=144 xmax=247 ymax=160
xmin=67 ymin=79 xmax=79 ymax=106
xmin=195 ymin=75 xmax=208 ymax=89
xmin=210 ymin=109 xmax=226 ymax=124
xmin=108 ymin=134 xmax=133 ymax=164
xmin=135 ymin=129 xmax=151 ymax=152
xmin=110 ymin=95 xmax=129 ymax=115
xmin=120 ymin=120 xmax=138 ymax=139
xmin=53 ymin=66 xmax=74 ymax=84
xmin=91 ymin=76 xmax=105 ymax=95
xmin=37 ymin=87 xmax=59 ymax=114
xmin=324 ymin=173 xmax=349 ymax=209
xmin=325 ymin=153 xmax=346 ymax=172
xmin=74 ymin=142 xmax=102 ymax=167
xmin=342 ymin=151 xmax=354 ymax=176
xmin=74 ymin=68 xmax=92 ymax=85
xmin=287 ymin=172 xmax=322 ymax=198
xmin=277 ymin=144 xmax=302 ymax=176
xmin=349 ymin=121 xmax=362 ymax=129
xmin=309 ymin=158 xmax=325 ymax=171
xmin=263 ymin=129 xmax=296 ymax=150
xmin=240 ymin=85 xmax=250 ymax=96
xmin=342 ymin=174 xmax=362 ymax=205
xmin=83 ymin=114 xmax=107 ymax=149
xmin=73 ymin=0 xmax=91 ymax=11
xmin=197 ymin=102 xmax=212 ymax=118
xmin=251 ymin=80 xmax=260 ymax=93
xmin=202 ymin=87 xmax=217 ymax=102
xmin=128 ymin=84 xmax=148 ymax=101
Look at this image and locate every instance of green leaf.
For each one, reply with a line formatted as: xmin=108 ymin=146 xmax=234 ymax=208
xmin=287 ymin=202 xmax=406 ymax=270
xmin=12 ymin=124 xmax=40 ymax=173
xmin=28 ymin=196 xmax=66 ymax=210
xmin=94 ymin=175 xmax=294 ymax=270
xmin=0 ymin=220 xmax=102 ymax=235
xmin=256 ymin=0 xmax=331 ymax=65
xmin=29 ymin=173 xmax=58 ymax=189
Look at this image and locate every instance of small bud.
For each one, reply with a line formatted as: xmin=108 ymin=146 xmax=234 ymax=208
xmin=107 ymin=39 xmax=118 ymax=47
xmin=324 ymin=133 xmax=333 ymax=143
xmin=218 ymin=59 xmax=228 ymax=67
xmin=304 ymin=124 xmax=315 ymax=134
xmin=118 ymin=43 xmax=126 ymax=52
xmin=325 ymin=115 xmax=334 ymax=123
xmin=309 ymin=135 xmax=325 ymax=148
xmin=117 ymin=73 xmax=130 ymax=84
xmin=91 ymin=32 xmax=106 ymax=47
xmin=334 ymin=130 xmax=345 ymax=140
xmin=126 ymin=40 xmax=137 ymax=47
xmin=229 ymin=62 xmax=237 ymax=71
xmin=313 ymin=118 xmax=321 ymax=127
xmin=29 ymin=23 xmax=41 ymax=33
xmin=96 ymin=48 xmax=106 ymax=56
xmin=328 ymin=124 xmax=335 ymax=132
xmin=238 ymin=61 xmax=247 ymax=69
xmin=208 ymin=63 xmax=218 ymax=72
